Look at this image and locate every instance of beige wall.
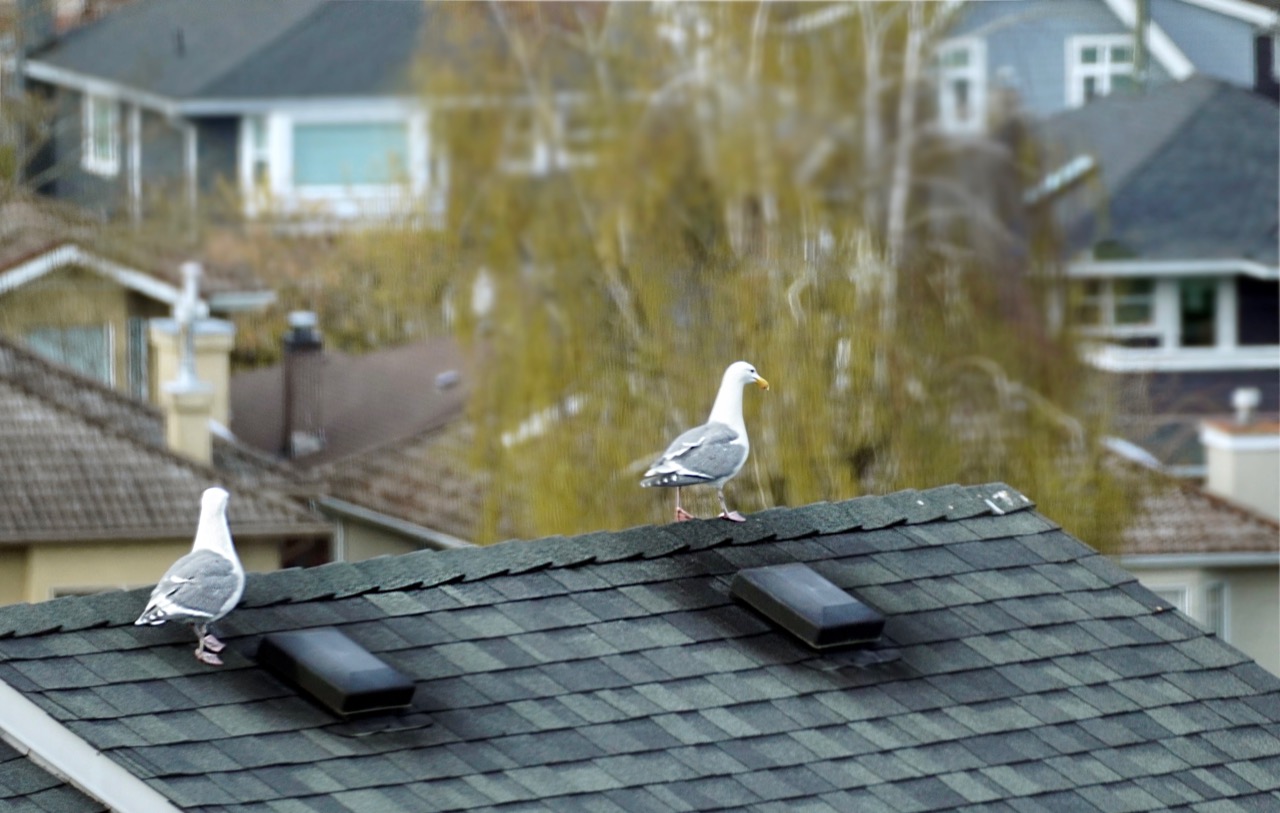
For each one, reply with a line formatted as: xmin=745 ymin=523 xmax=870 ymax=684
xmin=1205 ymin=445 xmax=1280 ymax=521
xmin=1128 ymin=564 xmax=1279 ymax=676
xmin=8 ymin=537 xmax=281 ymax=604
xmin=338 ymin=518 xmax=420 ymax=563
xmin=0 ymin=548 xmax=30 ymax=605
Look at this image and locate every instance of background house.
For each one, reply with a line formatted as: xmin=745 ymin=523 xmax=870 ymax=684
xmin=940 ymin=0 xmax=1277 ymax=134
xmin=0 ymin=194 xmax=275 ymax=400
xmin=0 ymin=333 xmax=331 ymax=602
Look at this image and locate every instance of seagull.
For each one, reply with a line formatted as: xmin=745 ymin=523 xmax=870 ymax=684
xmin=641 ymin=361 xmax=769 ymax=522
xmin=135 ymin=487 xmax=246 ymax=666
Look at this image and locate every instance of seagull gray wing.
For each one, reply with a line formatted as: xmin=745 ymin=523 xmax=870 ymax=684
xmin=641 ymin=421 xmax=747 ymax=487
xmin=135 ymin=549 xmax=242 ymax=626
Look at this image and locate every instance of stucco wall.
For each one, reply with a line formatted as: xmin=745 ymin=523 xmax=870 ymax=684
xmin=0 ymin=548 xmax=30 ymax=605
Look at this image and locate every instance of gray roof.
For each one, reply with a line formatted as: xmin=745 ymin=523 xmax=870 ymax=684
xmin=0 ymin=738 xmax=105 ymax=813
xmin=1 ymin=482 xmax=1279 ymax=811
xmin=1039 ymin=76 xmax=1279 ymax=264
xmin=0 ymin=336 xmax=329 ymax=542
xmin=29 ymin=0 xmax=421 ymax=101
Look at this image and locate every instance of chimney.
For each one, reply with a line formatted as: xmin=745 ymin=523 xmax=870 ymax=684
xmin=1200 ymin=388 xmax=1280 ymax=521
xmin=282 ymin=311 xmax=324 ymax=459
xmin=150 ymin=263 xmax=234 ymax=464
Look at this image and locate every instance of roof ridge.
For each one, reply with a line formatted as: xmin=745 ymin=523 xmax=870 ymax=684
xmin=0 ymin=483 xmax=1036 ymax=638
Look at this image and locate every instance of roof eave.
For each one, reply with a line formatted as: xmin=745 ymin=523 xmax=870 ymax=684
xmin=0 ymin=522 xmax=333 ymax=545
xmin=1116 ymin=551 xmax=1280 ymax=568
xmin=0 ymin=677 xmax=181 ymax=813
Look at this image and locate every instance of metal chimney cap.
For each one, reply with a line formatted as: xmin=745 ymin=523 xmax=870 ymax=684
xmin=1233 ymin=387 xmax=1262 ymax=425
xmin=288 ymin=311 xmax=319 ymax=329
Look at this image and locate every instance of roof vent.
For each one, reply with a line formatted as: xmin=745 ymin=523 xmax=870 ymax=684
xmin=730 ymin=563 xmax=885 ymax=649
xmin=258 ymin=628 xmax=415 ymax=717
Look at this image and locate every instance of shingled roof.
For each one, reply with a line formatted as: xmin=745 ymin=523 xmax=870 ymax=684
xmin=0 ymin=483 xmax=1278 ymax=812
xmin=0 ymin=336 xmax=327 ymax=542
xmin=1039 ymin=75 xmax=1278 ymax=264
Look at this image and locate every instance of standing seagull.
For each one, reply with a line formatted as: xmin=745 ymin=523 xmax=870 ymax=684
xmin=642 ymin=361 xmax=769 ymax=522
xmin=135 ymin=487 xmax=245 ymax=665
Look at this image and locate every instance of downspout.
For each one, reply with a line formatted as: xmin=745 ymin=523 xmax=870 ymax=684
xmin=0 ymin=677 xmax=181 ymax=813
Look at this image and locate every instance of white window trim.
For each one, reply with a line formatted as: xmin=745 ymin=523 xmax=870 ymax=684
xmin=1201 ymin=581 xmax=1230 ymax=641
xmin=238 ymin=105 xmax=441 ymax=222
xmin=499 ymin=101 xmax=600 ymax=176
xmin=82 ymin=92 xmax=120 ymax=176
xmin=1065 ymin=33 xmax=1137 ymax=108
xmin=1150 ymin=584 xmax=1190 ymax=614
xmin=936 ymin=37 xmax=987 ymax=135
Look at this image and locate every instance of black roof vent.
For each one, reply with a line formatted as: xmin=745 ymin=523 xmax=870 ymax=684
xmin=730 ymin=563 xmax=885 ymax=650
xmin=258 ymin=628 xmax=415 ymax=717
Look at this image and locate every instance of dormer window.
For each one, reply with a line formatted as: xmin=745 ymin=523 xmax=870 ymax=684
xmin=82 ymin=93 xmax=120 ymax=176
xmin=1067 ymin=35 xmax=1137 ymax=107
xmin=936 ymin=38 xmax=987 ymax=135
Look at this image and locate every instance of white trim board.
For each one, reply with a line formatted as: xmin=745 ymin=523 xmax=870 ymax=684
xmin=1177 ymin=0 xmax=1279 ymax=27
xmin=1201 ymin=425 xmax=1280 ymax=452
xmin=0 ymin=244 xmax=181 ymax=305
xmin=0 ymin=677 xmax=181 ymax=813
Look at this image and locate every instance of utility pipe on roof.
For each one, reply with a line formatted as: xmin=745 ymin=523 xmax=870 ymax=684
xmin=0 ymin=677 xmax=182 ymax=813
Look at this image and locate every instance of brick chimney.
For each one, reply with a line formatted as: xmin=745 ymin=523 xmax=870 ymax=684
xmin=282 ymin=310 xmax=324 ymax=459
xmin=1200 ymin=388 xmax=1280 ymax=521
xmin=150 ymin=263 xmax=234 ymax=464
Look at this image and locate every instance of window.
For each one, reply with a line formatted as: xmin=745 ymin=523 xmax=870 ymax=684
xmin=936 ymin=38 xmax=987 ymax=134
xmin=501 ymin=104 xmax=602 ymax=175
xmin=1179 ymin=278 xmax=1217 ymax=347
xmin=24 ymin=325 xmax=113 ymax=385
xmin=1067 ymin=35 xmax=1136 ymax=107
xmin=82 ymin=94 xmax=120 ymax=176
xmin=1074 ymin=278 xmax=1155 ymax=328
xmin=292 ymin=121 xmax=409 ymax=187
xmin=127 ymin=316 xmax=149 ymax=400
xmin=248 ymin=115 xmax=270 ymax=189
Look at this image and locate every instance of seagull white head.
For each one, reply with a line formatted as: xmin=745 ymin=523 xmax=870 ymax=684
xmin=202 ymin=487 xmax=230 ymax=514
xmin=726 ymin=361 xmax=770 ymax=391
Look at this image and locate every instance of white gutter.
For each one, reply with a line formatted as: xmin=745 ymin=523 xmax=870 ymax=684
xmin=1068 ymin=258 xmax=1280 ymax=281
xmin=317 ymin=496 xmax=473 ymax=552
xmin=0 ymin=677 xmax=181 ymax=813
xmin=23 ymin=61 xmax=180 ymax=117
xmin=1116 ymin=552 xmax=1280 ymax=568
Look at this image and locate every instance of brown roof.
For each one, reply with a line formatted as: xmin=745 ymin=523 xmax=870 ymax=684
xmin=230 ymin=337 xmax=468 ymax=465
xmin=1122 ymin=476 xmax=1280 ymax=557
xmin=323 ymin=420 xmax=488 ymax=542
xmin=0 ymin=336 xmax=329 ymax=543
xmin=0 ymin=195 xmax=269 ymax=299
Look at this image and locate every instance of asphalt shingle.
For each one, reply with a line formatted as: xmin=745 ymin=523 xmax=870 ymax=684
xmin=0 ymin=482 xmax=1276 ymax=813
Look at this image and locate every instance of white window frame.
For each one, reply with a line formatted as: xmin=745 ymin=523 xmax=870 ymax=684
xmin=936 ymin=37 xmax=987 ymax=135
xmin=1150 ymin=585 xmax=1189 ymax=614
xmin=82 ymin=93 xmax=120 ymax=176
xmin=1202 ymin=581 xmax=1229 ymax=641
xmin=1074 ymin=277 xmax=1158 ymax=338
xmin=1066 ymin=34 xmax=1137 ymax=107
xmin=238 ymin=104 xmax=441 ymax=222
xmin=500 ymin=99 xmax=601 ymax=176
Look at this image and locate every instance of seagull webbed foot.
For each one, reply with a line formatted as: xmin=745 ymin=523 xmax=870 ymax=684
xmin=201 ymin=634 xmax=226 ymax=653
xmin=719 ymin=511 xmax=746 ymax=522
xmin=675 ymin=507 xmax=696 ymax=522
xmin=195 ymin=648 xmax=224 ymax=666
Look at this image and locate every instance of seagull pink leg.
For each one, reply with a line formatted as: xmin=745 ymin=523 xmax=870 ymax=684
xmin=202 ymin=634 xmax=226 ymax=653
xmin=717 ymin=489 xmax=745 ymax=522
xmin=194 ymin=624 xmax=225 ymax=666
xmin=674 ymin=487 xmax=695 ymax=521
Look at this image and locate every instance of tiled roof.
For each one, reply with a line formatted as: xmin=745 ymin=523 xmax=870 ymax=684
xmin=230 ymin=338 xmax=467 ymax=467
xmin=0 ymin=336 xmax=328 ymax=542
xmin=1124 ymin=477 xmax=1280 ymax=557
xmin=1 ymin=483 xmax=1279 ymax=812
xmin=0 ymin=738 xmax=106 ymax=813
xmin=1039 ymin=75 xmax=1278 ymax=264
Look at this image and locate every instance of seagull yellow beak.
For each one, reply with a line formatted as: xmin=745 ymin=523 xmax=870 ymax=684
xmin=755 ymin=375 xmax=770 ymax=391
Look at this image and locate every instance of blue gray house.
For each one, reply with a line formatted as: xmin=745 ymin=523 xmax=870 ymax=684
xmin=940 ymin=0 xmax=1277 ymax=134
xmin=15 ymin=0 xmax=450 ymax=224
